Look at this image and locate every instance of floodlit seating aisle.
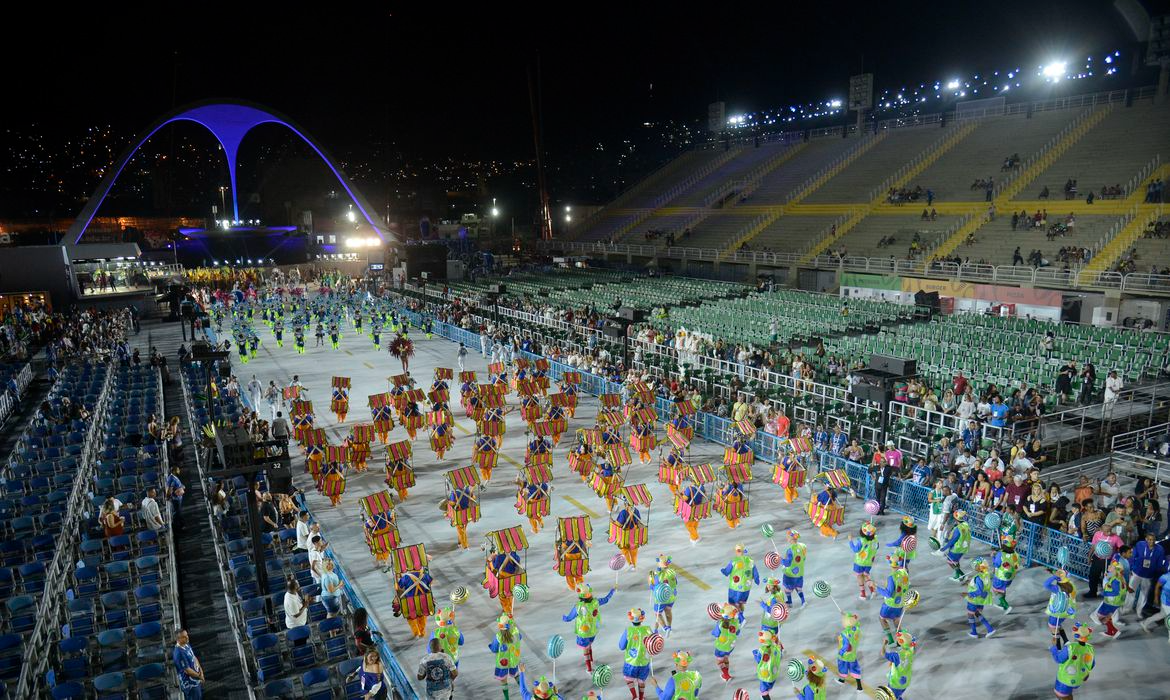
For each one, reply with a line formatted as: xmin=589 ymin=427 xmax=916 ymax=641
xmin=802 ymin=126 xmax=944 ymax=203
xmin=178 ymin=351 xmax=397 ymax=700
xmin=665 ymin=141 xmax=788 ymax=207
xmin=31 ymin=364 xmax=182 ymax=700
xmin=1015 ymin=100 xmax=1170 ymax=202
xmin=744 ymin=137 xmax=859 ymax=204
xmin=911 ymin=110 xmax=1078 ymax=202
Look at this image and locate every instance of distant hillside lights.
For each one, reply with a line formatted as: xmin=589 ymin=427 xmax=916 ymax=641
xmin=218 ymin=219 xmax=261 ymax=229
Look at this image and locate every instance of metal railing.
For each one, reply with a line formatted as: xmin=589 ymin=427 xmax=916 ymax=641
xmin=17 ymin=363 xmax=115 ymax=698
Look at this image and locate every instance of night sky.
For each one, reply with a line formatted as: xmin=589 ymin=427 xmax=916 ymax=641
xmin=2 ymin=2 xmax=1163 ymax=221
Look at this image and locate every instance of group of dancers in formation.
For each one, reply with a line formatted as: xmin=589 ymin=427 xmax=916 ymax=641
xmin=204 ymin=283 xmax=1110 ymax=700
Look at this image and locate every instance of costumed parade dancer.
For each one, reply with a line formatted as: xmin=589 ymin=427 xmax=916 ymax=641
xmin=780 ymin=530 xmax=807 ymax=608
xmin=1091 ymin=556 xmax=1129 ymax=638
xmin=793 ymin=657 xmax=827 ymax=700
xmin=562 ymin=583 xmax=616 ymax=672
xmin=811 ymin=483 xmax=841 ymax=538
xmin=632 ymin=419 xmax=655 ymax=465
xmin=940 ymin=509 xmax=970 ymax=582
xmin=991 ymin=535 xmax=1021 ymax=614
xmin=433 ymin=607 xmax=464 ymax=667
xmin=517 ymin=669 xmax=562 ymax=700
xmin=881 ymin=630 xmax=916 ymax=699
xmin=720 ymin=544 xmax=759 ymax=615
xmin=887 ymin=516 xmax=918 ymax=572
xmin=835 ymin=611 xmax=863 ymax=692
xmin=475 ymin=432 xmax=500 ymax=482
xmin=711 ymin=603 xmax=745 ymax=682
xmin=678 ymin=478 xmax=706 ymax=545
xmin=619 ymin=608 xmax=653 ymax=700
xmin=488 ymin=548 xmax=523 ymax=616
xmin=395 ymin=563 xmax=434 ymax=638
xmin=877 ymin=553 xmax=910 ymax=644
xmin=964 ymin=557 xmax=996 ymax=638
xmin=850 ymin=522 xmax=879 ymax=600
xmin=518 ymin=475 xmax=550 ymax=535
xmin=569 ymin=437 xmax=594 ymax=483
xmin=613 ymin=494 xmax=644 ymax=570
xmin=447 ymin=485 xmax=477 ymax=550
xmin=718 ymin=477 xmax=747 ymax=530
xmin=649 ymin=650 xmax=701 ymax=700
xmin=1051 ymin=622 xmax=1095 ymax=699
xmin=758 ymin=578 xmax=785 ymax=636
xmin=649 ymin=555 xmax=678 ymax=635
xmin=331 ymin=382 xmax=349 ymax=423
xmin=489 ymin=613 xmax=522 ymax=700
xmin=1045 ymin=570 xmax=1078 ymax=644
xmin=753 ymin=630 xmax=782 ymax=700
xmin=430 ymin=419 xmax=453 ymax=460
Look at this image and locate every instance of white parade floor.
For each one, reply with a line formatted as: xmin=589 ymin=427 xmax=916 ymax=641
xmin=231 ymin=320 xmax=1168 ymax=700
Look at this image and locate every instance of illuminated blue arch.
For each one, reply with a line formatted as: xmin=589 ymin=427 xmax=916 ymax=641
xmin=68 ymin=100 xmax=391 ymax=244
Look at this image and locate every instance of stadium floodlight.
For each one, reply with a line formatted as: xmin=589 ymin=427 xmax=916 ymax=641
xmin=1042 ymin=62 xmax=1067 ymax=80
xmin=946 ymin=79 xmax=960 ymax=90
xmin=565 ymin=214 xmax=573 ymax=223
xmin=491 ymin=207 xmax=500 ymax=217
xmin=346 ymin=209 xmax=356 ymax=223
xmin=829 ymin=99 xmax=842 ymax=108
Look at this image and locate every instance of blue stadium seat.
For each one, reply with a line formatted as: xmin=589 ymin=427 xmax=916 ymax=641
xmin=251 ymin=633 xmax=283 ymax=682
xmin=50 ymin=681 xmax=86 ymax=699
xmin=132 ymin=621 xmax=164 ymax=664
xmin=264 ymin=678 xmax=296 ymax=699
xmin=92 ymin=670 xmax=128 ymax=700
xmin=132 ymin=663 xmax=166 ymax=700
xmin=56 ymin=636 xmax=90 ymax=681
xmin=301 ymin=667 xmax=332 ymax=700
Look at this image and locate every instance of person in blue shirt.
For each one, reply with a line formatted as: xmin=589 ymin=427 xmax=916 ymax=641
xmin=1125 ymin=532 xmax=1165 ymax=619
xmin=988 ymin=397 xmax=1009 ymax=428
xmin=910 ymin=459 xmax=933 ymax=485
xmin=960 ymin=420 xmax=981 ymax=453
xmin=1138 ymin=567 xmax=1170 ymax=637
xmin=830 ymin=425 xmax=848 ymax=455
xmin=813 ymin=424 xmax=830 ymax=452
xmin=172 ymin=629 xmax=204 ymax=699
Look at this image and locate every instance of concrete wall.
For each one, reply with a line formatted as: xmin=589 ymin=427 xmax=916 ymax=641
xmin=0 ymin=246 xmax=73 ymax=309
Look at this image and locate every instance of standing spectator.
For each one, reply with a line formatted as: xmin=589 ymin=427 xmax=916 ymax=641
xmin=349 ymin=649 xmax=389 ymax=700
xmin=1081 ymin=500 xmax=1105 ymax=541
xmin=259 ymin=492 xmax=280 ymax=532
xmin=417 ymin=638 xmax=457 ymax=700
xmin=166 ymin=466 xmax=186 ymax=532
xmin=141 ymin=487 xmax=166 ymax=532
xmin=283 ymin=578 xmax=312 ymax=629
xmin=295 ymin=511 xmax=312 ymax=552
xmin=172 ymin=629 xmax=204 ymax=700
xmin=1104 ymin=370 xmax=1123 ymax=406
xmin=1098 ymin=473 xmax=1122 ymax=510
xmin=873 ymin=454 xmax=896 ymax=516
xmin=1086 ymin=526 xmax=1123 ymax=598
xmin=1004 ymin=474 xmax=1028 ymax=511
xmin=308 ymin=535 xmax=327 ymax=585
xmin=319 ymin=559 xmax=343 ymax=618
xmin=1126 ymin=533 xmax=1165 ymax=620
xmin=271 ymin=411 xmax=291 ymax=444
xmin=1078 ymin=361 xmax=1098 ymax=405
xmin=352 ymin=607 xmax=377 ymax=655
xmin=1138 ymin=569 xmax=1170 ymax=637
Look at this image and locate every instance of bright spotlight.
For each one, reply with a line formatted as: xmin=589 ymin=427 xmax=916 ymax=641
xmin=1042 ymin=62 xmax=1067 ymax=79
xmin=829 ymin=99 xmax=842 ymax=108
xmin=946 ymin=79 xmax=960 ymax=90
xmin=346 ymin=210 xmax=356 ymax=223
xmin=565 ymin=214 xmax=573 ymax=223
xmin=491 ymin=207 xmax=500 ymax=217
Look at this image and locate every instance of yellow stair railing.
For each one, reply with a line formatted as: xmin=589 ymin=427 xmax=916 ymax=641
xmin=928 ymin=211 xmax=990 ymax=261
xmin=994 ymin=105 xmax=1114 ymax=203
xmin=801 ymin=121 xmax=979 ymax=262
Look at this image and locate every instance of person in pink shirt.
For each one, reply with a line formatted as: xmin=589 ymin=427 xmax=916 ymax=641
xmin=883 ymin=441 xmax=903 ymax=471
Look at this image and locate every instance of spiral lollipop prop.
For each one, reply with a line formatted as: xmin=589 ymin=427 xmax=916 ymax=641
xmin=761 ymin=522 xmax=779 ymax=552
xmin=1093 ymin=539 xmax=1113 ymax=559
xmin=901 ymin=535 xmax=918 ymax=553
xmin=983 ymin=511 xmax=1001 ymax=530
xmin=653 ymin=583 xmax=674 ymax=606
xmin=771 ymin=602 xmax=789 ymax=622
xmin=512 ymin=583 xmax=530 ymax=603
xmin=609 ymin=553 xmax=626 ymax=587
xmin=897 ymin=589 xmax=921 ymax=630
xmin=812 ymin=579 xmax=841 ymax=612
xmin=643 ymin=631 xmax=664 ymax=675
xmin=864 ymin=500 xmax=880 ymax=521
xmin=592 ymin=664 xmax=612 ymax=688
xmin=706 ymin=603 xmax=722 ymax=620
xmin=450 ymin=586 xmax=469 ymax=605
xmin=764 ymin=550 xmax=782 ymax=570
xmin=786 ymin=658 xmax=805 ymax=683
xmin=733 ymin=689 xmax=751 ymax=700
xmin=1056 ymin=546 xmax=1070 ymax=569
xmin=547 ymin=634 xmax=565 ymax=683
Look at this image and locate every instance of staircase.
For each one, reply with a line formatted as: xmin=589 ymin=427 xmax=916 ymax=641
xmin=801 ymin=122 xmax=980 ymax=262
xmin=722 ymin=142 xmax=808 ymax=206
xmin=994 ymin=105 xmax=1114 ymax=203
xmin=1079 ymin=205 xmax=1165 ymax=279
xmin=929 ymin=211 xmax=991 ymax=260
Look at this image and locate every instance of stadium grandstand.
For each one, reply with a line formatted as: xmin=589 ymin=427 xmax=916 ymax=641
xmin=6 ymin=12 xmax=1170 ymax=700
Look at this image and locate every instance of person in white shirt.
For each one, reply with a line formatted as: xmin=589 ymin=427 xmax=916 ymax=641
xmin=283 ymin=579 xmax=312 ymax=629
xmin=308 ymin=536 xmax=327 ymax=584
xmin=247 ymin=375 xmax=262 ymax=411
xmin=956 ymin=396 xmax=976 ymax=421
xmin=736 ymin=347 xmax=750 ymax=380
xmin=1098 ymin=473 xmax=1122 ymax=509
xmin=140 ymin=488 xmax=166 ymax=531
xmin=975 ymin=398 xmax=992 ymax=420
xmin=953 ymin=448 xmax=977 ymax=472
xmin=1104 ymin=370 xmax=1123 ymax=405
xmin=294 ymin=511 xmax=312 ymax=551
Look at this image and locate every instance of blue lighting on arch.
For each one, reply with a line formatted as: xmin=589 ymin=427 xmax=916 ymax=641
xmin=69 ymin=101 xmax=390 ymax=244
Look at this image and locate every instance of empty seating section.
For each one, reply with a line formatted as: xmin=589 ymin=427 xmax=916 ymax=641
xmin=625 ymin=213 xmax=701 ymax=245
xmin=959 ymin=214 xmax=1124 ymax=266
xmin=0 ymin=362 xmax=108 ymax=696
xmin=816 ymin=315 xmax=1167 ymax=396
xmin=37 ymin=364 xmax=179 ymax=700
xmin=446 ymin=269 xmax=625 ymax=303
xmin=836 ymin=214 xmax=955 ymax=258
xmin=1124 ymin=218 xmax=1170 ymax=272
xmin=641 ymin=291 xmax=913 ymax=347
xmin=1017 ymin=102 xmax=1170 ymax=202
xmin=802 ymin=126 xmax=944 ymax=203
xmin=913 ymin=110 xmax=1077 ymax=202
xmin=666 ymin=142 xmax=789 ymax=207
xmin=179 ymin=359 xmax=374 ymax=699
xmin=750 ymin=215 xmax=838 ymax=251
xmin=743 ymin=137 xmax=859 ymax=204
xmin=682 ymin=214 xmax=759 ymax=249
